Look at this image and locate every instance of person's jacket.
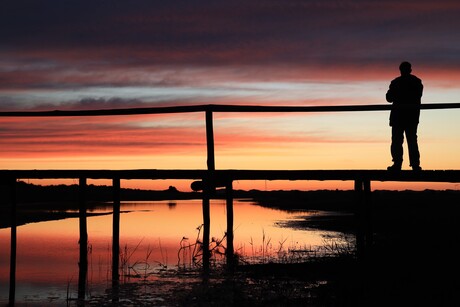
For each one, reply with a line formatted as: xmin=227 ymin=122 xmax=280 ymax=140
xmin=386 ymin=74 xmax=423 ymax=126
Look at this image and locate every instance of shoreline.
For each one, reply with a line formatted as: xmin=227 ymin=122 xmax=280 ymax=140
xmin=2 ymin=188 xmax=460 ymax=229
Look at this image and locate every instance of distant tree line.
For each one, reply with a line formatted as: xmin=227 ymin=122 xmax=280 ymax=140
xmin=1 ymin=181 xmax=201 ymax=203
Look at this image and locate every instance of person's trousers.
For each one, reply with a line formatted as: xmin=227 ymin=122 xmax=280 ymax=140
xmin=391 ymin=124 xmax=420 ymax=167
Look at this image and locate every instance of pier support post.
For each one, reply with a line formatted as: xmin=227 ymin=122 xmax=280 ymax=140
xmin=112 ymin=178 xmax=120 ymax=282
xmin=363 ymin=179 xmax=372 ymax=251
xmin=112 ymin=178 xmax=120 ymax=303
xmin=202 ymin=188 xmax=211 ymax=275
xmin=226 ymin=180 xmax=234 ymax=270
xmin=355 ymin=179 xmax=372 ymax=261
xmin=78 ymin=177 xmax=88 ymax=302
xmin=8 ymin=178 xmax=16 ymax=306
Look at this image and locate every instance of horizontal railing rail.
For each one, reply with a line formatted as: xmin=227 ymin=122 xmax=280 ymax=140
xmin=1 ymin=102 xmax=460 ymax=117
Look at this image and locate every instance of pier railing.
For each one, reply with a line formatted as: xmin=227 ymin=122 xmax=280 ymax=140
xmin=2 ymin=102 xmax=460 ymax=172
xmin=2 ymin=103 xmax=460 ymax=304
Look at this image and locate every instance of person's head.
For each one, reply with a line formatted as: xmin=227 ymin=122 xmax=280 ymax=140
xmin=399 ymin=61 xmax=412 ymax=75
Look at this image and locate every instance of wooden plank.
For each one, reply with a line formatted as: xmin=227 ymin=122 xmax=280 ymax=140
xmin=218 ymin=170 xmax=460 ymax=183
xmin=2 ymin=169 xmax=460 ymax=182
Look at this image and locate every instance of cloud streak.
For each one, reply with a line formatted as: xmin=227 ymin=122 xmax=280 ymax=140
xmin=2 ymin=1 xmax=460 ymax=67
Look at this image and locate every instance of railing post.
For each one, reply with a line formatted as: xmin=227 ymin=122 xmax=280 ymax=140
xmin=206 ymin=110 xmax=215 ymax=172
xmin=8 ymin=178 xmax=17 ymax=306
xmin=78 ymin=177 xmax=88 ymax=302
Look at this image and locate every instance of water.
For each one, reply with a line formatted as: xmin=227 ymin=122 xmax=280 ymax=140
xmin=0 ymin=199 xmax=349 ymax=305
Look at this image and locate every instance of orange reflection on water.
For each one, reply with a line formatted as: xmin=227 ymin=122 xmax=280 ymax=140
xmin=0 ymin=200 xmax=345 ymax=303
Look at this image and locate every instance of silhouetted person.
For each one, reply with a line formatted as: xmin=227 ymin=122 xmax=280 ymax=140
xmin=386 ymin=61 xmax=423 ymax=171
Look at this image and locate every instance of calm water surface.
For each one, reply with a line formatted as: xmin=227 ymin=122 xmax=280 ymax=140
xmin=0 ymin=199 xmax=348 ymax=305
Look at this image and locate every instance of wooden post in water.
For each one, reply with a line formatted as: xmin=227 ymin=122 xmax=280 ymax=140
xmin=8 ymin=178 xmax=16 ymax=305
xmin=355 ymin=178 xmax=372 ymax=261
xmin=354 ymin=179 xmax=364 ymax=261
xmin=78 ymin=177 xmax=88 ymax=302
xmin=112 ymin=178 xmax=121 ymax=282
xmin=363 ymin=179 xmax=372 ymax=256
xmin=112 ymin=178 xmax=120 ymax=303
xmin=226 ymin=180 xmax=234 ymax=270
xmin=202 ymin=193 xmax=211 ymax=275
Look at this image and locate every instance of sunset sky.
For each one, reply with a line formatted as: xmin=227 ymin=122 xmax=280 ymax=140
xmin=1 ymin=0 xmax=460 ymax=191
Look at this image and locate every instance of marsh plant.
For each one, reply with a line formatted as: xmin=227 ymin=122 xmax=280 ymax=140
xmin=320 ymin=234 xmax=355 ymax=258
xmin=109 ymin=226 xmax=355 ymax=284
xmin=178 ymin=225 xmax=355 ymax=269
xmin=177 ymin=224 xmax=228 ymax=269
xmin=119 ymin=238 xmax=168 ymax=282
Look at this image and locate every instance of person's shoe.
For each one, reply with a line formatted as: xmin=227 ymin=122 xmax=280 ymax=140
xmin=387 ymin=164 xmax=401 ymax=171
xmin=412 ymin=165 xmax=422 ymax=171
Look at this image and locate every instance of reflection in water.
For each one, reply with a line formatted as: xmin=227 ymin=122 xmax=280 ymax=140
xmin=0 ymin=199 xmax=348 ymax=305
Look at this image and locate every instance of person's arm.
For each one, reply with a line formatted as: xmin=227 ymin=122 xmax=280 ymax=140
xmin=419 ymin=81 xmax=423 ymax=99
xmin=386 ymin=82 xmax=394 ymax=103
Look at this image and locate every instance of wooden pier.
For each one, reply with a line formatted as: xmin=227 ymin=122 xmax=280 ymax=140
xmin=2 ymin=103 xmax=460 ymax=304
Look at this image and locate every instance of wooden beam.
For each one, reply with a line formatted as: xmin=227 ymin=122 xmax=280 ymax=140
xmin=2 ymin=169 xmax=460 ymax=183
xmin=0 ymin=104 xmax=206 ymax=117
xmin=1 ymin=103 xmax=460 ymax=117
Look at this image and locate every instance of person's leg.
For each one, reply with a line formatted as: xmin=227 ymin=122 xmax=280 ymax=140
xmin=389 ymin=125 xmax=404 ymax=169
xmin=405 ymin=124 xmax=420 ymax=169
